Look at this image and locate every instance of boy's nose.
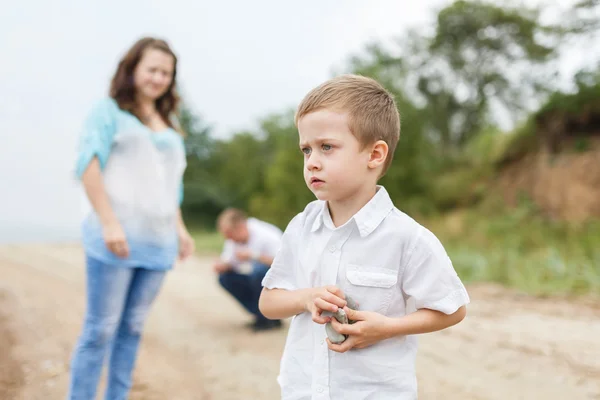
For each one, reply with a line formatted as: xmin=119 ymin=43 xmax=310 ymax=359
xmin=306 ymin=155 xmax=321 ymax=170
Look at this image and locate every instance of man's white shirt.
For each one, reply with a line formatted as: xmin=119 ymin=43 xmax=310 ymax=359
xmin=221 ymin=218 xmax=283 ymax=271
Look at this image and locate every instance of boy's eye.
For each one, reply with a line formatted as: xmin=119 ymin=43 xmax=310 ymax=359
xmin=322 ymin=144 xmax=332 ymax=151
xmin=301 ymin=147 xmax=311 ymax=155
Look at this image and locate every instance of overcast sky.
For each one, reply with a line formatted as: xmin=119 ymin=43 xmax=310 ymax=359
xmin=0 ymin=0 xmax=592 ymax=243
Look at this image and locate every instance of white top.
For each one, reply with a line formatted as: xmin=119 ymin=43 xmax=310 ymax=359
xmin=75 ymin=98 xmax=186 ymax=269
xmin=220 ymin=217 xmax=283 ymax=269
xmin=262 ymin=186 xmax=470 ymax=400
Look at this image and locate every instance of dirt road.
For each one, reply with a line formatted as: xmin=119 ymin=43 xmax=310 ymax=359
xmin=0 ymin=243 xmax=599 ymax=400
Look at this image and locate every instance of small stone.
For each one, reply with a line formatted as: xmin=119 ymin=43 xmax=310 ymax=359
xmin=333 ymin=308 xmax=349 ymax=324
xmin=325 ymin=309 xmax=348 ymax=344
xmin=346 ymin=296 xmax=359 ymax=312
xmin=325 ymin=295 xmax=359 ymax=344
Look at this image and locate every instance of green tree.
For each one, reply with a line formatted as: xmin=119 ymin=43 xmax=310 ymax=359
xmin=180 ymin=103 xmax=214 ymax=161
xmin=210 ymin=132 xmax=268 ymax=210
xmin=177 ymin=101 xmax=224 ymax=226
xmin=248 ymin=111 xmax=314 ymax=228
xmin=348 ymin=0 xmax=566 ymax=148
xmin=565 ymin=0 xmax=600 ymax=34
xmin=178 ymin=0 xmax=599 ymax=228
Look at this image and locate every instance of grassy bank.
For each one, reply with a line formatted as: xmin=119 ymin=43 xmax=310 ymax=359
xmin=425 ymin=203 xmax=600 ymax=297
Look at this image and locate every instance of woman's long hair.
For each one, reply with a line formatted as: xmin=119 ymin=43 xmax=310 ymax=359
xmin=109 ymin=37 xmax=181 ymax=132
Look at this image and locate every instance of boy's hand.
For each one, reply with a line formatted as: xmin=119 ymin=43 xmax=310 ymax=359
xmin=305 ymin=286 xmax=347 ymax=324
xmin=326 ymin=306 xmax=393 ymax=352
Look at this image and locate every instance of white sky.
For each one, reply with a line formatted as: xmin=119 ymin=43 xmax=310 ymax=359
xmin=0 ymin=0 xmax=594 ymax=243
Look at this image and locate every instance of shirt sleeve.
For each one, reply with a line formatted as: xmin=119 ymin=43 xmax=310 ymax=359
xmin=400 ymin=226 xmax=470 ymax=315
xmin=261 ymin=213 xmax=303 ymax=291
xmin=74 ymin=98 xmax=118 ymax=179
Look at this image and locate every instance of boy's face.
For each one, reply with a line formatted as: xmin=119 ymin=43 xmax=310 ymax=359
xmin=298 ymin=109 xmax=379 ymax=203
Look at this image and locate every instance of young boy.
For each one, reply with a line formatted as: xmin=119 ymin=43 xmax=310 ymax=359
xmin=258 ymin=74 xmax=470 ymax=400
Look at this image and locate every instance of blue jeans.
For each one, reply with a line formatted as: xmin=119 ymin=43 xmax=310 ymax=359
xmin=218 ymin=262 xmax=269 ymax=322
xmin=67 ymin=256 xmax=167 ymax=400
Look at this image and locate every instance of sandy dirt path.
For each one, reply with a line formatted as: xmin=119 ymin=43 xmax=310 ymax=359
xmin=0 ymin=243 xmax=599 ymax=399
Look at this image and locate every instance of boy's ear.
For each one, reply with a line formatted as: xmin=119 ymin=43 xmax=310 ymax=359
xmin=367 ymin=140 xmax=388 ymax=170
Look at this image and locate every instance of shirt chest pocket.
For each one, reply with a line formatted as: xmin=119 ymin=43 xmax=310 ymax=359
xmin=343 ymin=264 xmax=398 ymax=314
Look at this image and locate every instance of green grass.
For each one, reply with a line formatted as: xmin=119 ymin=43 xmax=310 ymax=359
xmin=190 ymin=230 xmax=224 ymax=255
xmin=426 ymin=202 xmax=600 ymax=297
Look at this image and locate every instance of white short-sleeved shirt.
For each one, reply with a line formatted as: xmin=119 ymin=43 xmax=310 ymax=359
xmin=220 ymin=218 xmax=283 ymax=269
xmin=262 ymin=186 xmax=470 ymax=400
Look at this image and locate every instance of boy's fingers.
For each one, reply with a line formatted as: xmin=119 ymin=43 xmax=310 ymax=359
xmin=343 ymin=306 xmax=365 ymax=321
xmin=311 ymin=308 xmax=322 ymax=319
xmin=326 ymin=286 xmax=345 ymax=298
xmin=314 ymin=298 xmax=338 ymax=313
xmin=326 ymin=337 xmax=354 ymax=353
xmin=312 ymin=315 xmax=330 ymax=324
xmin=330 ymin=318 xmax=360 ymax=335
xmin=323 ymin=293 xmax=347 ymax=308
xmin=312 ymin=309 xmax=329 ymax=324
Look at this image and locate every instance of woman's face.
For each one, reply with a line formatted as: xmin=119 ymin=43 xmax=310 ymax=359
xmin=133 ymin=48 xmax=175 ymax=101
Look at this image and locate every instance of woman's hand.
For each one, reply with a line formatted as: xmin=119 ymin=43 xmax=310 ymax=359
xmin=178 ymin=229 xmax=196 ymax=261
xmin=102 ymin=222 xmax=129 ymax=258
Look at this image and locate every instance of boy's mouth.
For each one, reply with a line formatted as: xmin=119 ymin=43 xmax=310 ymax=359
xmin=310 ymin=177 xmax=324 ymax=184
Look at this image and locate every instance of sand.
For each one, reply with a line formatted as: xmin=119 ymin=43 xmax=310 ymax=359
xmin=1 ymin=243 xmax=599 ymax=399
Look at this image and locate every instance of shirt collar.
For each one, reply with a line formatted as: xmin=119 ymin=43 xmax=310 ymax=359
xmin=310 ymin=186 xmax=394 ymax=237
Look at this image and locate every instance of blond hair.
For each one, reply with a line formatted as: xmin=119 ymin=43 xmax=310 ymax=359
xmin=216 ymin=208 xmax=247 ymax=230
xmin=295 ymin=74 xmax=401 ymax=176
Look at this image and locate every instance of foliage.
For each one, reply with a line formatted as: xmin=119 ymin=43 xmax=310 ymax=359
xmin=496 ymin=62 xmax=600 ymax=165
xmin=537 ymin=69 xmax=600 ymax=116
xmin=179 ymin=1 xmax=600 ymax=295
xmin=427 ymin=201 xmax=600 ymax=296
xmin=347 ymin=0 xmax=565 ymax=149
xmin=564 ymin=0 xmax=600 ymax=35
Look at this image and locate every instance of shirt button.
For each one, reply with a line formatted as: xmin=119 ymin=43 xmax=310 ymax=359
xmin=329 ymin=246 xmax=336 ymax=252
xmin=317 ymin=387 xmax=324 ymax=393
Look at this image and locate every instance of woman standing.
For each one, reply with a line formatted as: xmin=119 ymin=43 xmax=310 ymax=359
xmin=67 ymin=37 xmax=195 ymax=400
